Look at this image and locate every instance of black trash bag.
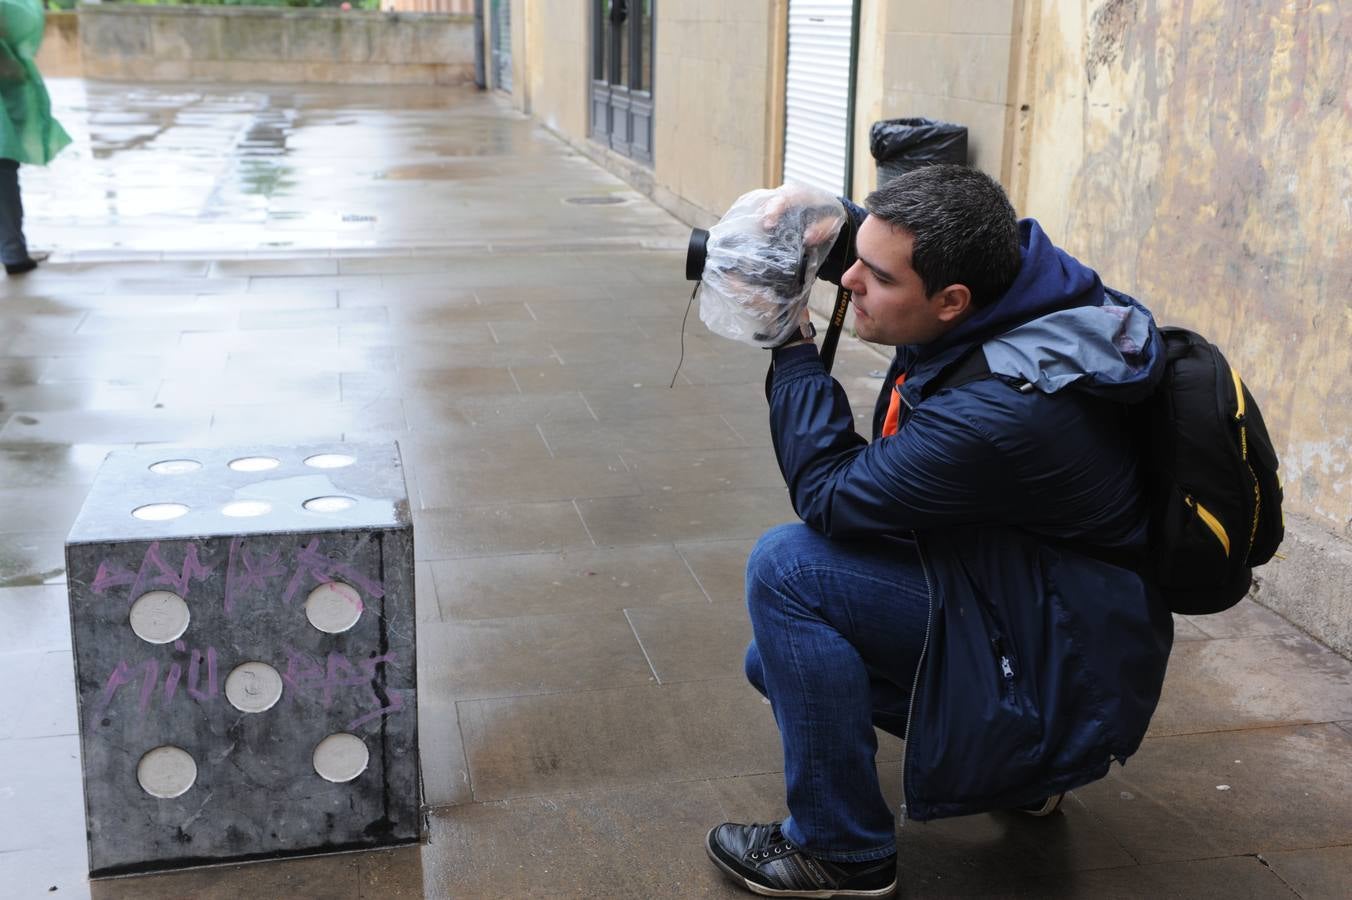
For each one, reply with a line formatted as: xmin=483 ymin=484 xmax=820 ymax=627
xmin=870 ymin=118 xmax=968 ymax=184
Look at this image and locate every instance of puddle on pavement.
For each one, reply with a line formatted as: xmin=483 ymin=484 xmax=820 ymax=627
xmin=23 ymin=81 xmax=683 ymax=255
xmin=378 ymin=161 xmax=503 ymax=181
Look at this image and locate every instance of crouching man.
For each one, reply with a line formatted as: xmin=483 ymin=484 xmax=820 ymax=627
xmin=705 ymin=165 xmax=1173 ymax=898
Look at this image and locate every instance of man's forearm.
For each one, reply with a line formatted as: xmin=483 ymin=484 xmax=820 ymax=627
xmin=766 ymin=343 xmax=868 ymax=529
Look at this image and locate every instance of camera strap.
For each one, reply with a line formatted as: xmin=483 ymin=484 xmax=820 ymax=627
xmin=818 ymin=215 xmax=856 ymax=374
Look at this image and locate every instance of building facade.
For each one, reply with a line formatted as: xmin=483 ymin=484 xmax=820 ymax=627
xmin=484 ymin=0 xmax=1352 ymax=652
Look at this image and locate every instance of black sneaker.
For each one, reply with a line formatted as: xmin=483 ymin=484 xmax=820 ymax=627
xmin=4 ymin=257 xmax=37 ymax=275
xmin=705 ymin=821 xmax=897 ymax=898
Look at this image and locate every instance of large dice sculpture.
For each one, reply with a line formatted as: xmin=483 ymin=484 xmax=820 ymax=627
xmin=64 ymin=443 xmax=421 ymax=876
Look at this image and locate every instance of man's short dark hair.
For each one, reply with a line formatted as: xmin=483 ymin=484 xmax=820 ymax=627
xmin=864 ymin=164 xmax=1020 ymax=308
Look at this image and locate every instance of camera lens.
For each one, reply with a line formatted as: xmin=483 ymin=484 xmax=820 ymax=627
xmin=686 ymin=228 xmax=709 ymax=281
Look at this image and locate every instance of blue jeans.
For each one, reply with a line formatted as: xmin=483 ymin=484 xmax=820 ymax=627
xmin=0 ymin=158 xmax=28 ymax=265
xmin=743 ymin=523 xmax=930 ymax=862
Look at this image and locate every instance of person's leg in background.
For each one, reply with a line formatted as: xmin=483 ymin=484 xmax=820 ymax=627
xmin=0 ymin=158 xmax=36 ymax=274
xmin=706 ymin=522 xmax=930 ymax=898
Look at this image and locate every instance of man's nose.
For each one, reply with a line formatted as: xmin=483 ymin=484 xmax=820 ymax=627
xmin=841 ymin=259 xmax=864 ymax=293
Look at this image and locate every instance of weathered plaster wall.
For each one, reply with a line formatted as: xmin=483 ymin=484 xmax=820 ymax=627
xmin=1017 ymin=0 xmax=1351 ymax=534
xmin=76 ymin=6 xmax=475 ymax=86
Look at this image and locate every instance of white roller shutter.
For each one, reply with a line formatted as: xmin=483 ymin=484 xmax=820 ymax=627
xmin=492 ymin=0 xmax=512 ymax=93
xmin=783 ymin=0 xmax=853 ymax=194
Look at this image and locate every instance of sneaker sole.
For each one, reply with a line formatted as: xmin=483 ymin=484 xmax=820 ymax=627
xmin=1020 ymin=793 xmax=1066 ymax=817
xmin=704 ymin=828 xmax=897 ymax=899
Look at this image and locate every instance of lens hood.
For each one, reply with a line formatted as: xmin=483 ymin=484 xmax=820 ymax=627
xmin=686 ymin=227 xmax=710 ymax=281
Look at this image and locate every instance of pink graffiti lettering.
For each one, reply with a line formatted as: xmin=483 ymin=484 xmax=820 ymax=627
xmin=91 ymin=561 xmax=137 ymax=595
xmin=94 ymin=538 xmax=386 ymax=620
xmin=223 ymin=537 xmax=288 ymax=615
xmin=88 ymin=645 xmax=218 ymax=727
xmin=185 ymin=647 xmax=219 ymax=702
xmin=88 ymin=660 xmax=137 ymax=726
xmin=283 ymin=538 xmax=385 ymax=605
xmin=130 ymin=542 xmax=214 ymax=601
xmin=282 ymin=646 xmax=403 ymax=729
xmin=88 ymin=645 xmax=401 ymax=728
xmin=92 ymin=541 xmax=215 ymax=602
xmin=347 ymin=689 xmax=403 ymax=731
xmin=136 ymin=659 xmax=159 ymax=715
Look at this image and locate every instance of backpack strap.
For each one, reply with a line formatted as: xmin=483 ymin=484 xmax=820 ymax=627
xmin=919 ymin=347 xmax=994 ymax=401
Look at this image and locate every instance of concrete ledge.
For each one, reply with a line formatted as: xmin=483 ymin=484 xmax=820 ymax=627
xmin=75 ymin=6 xmax=474 ymax=86
xmin=1252 ymin=513 xmax=1352 ymax=660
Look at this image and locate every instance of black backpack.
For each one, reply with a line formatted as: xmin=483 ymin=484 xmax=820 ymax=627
xmin=1140 ymin=327 xmax=1284 ymax=614
xmin=924 ymin=326 xmax=1284 ymax=615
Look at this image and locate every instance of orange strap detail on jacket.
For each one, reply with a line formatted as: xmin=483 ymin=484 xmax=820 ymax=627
xmin=881 ymin=374 xmax=907 ymax=437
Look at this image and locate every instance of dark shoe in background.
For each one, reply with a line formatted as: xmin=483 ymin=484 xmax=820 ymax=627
xmin=5 ymin=256 xmax=37 ymax=275
xmin=706 ymin=821 xmax=897 ymax=898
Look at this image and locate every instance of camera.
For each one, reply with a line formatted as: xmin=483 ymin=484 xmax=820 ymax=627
xmin=684 ymin=188 xmax=846 ymax=349
xmin=685 ymin=213 xmax=811 ymax=298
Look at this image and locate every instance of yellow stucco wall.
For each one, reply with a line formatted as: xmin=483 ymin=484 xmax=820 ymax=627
xmin=522 ymin=0 xmax=588 ymax=137
xmin=857 ymin=0 xmax=1020 ymax=195
xmin=1017 ymin=0 xmax=1351 ymax=531
xmin=653 ymin=2 xmax=781 ymax=217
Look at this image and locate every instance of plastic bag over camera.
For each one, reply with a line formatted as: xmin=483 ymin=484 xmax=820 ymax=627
xmin=697 ymin=184 xmax=846 ymax=348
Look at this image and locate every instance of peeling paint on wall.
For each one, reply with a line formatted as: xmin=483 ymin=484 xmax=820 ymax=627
xmin=1022 ymin=0 xmax=1352 ymax=531
xmin=1086 ymin=0 xmax=1140 ymax=84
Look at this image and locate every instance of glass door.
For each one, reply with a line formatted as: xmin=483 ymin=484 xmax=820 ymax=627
xmin=591 ymin=0 xmax=653 ymax=164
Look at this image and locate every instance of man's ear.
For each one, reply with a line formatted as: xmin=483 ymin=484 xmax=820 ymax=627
xmin=934 ymin=284 xmax=973 ymax=323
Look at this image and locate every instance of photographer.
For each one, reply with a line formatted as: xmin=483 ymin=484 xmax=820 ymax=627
xmin=704 ymin=165 xmax=1173 ymax=898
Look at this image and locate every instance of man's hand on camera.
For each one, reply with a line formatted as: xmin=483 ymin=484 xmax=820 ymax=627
xmin=772 ymin=310 xmax=817 ymax=350
xmin=762 ymin=185 xmax=840 ymax=247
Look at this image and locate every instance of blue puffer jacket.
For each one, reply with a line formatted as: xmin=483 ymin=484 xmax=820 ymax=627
xmin=767 ymin=216 xmax=1174 ymax=821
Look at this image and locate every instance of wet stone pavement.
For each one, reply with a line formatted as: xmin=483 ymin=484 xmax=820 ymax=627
xmin=2 ymin=81 xmax=1351 ymax=898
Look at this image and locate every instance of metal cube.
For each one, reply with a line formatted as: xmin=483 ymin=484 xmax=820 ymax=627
xmin=64 ymin=443 xmax=421 ymax=876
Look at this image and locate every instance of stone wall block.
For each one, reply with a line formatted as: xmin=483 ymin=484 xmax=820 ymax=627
xmin=81 ymin=12 xmax=151 ymax=59
xmin=217 ymin=14 xmax=290 ymax=63
xmin=1252 ymin=516 xmax=1352 ymax=661
xmin=75 ymin=9 xmax=473 ymax=86
xmin=432 ymin=63 xmax=476 ymax=85
xmin=367 ymin=20 xmax=418 ymax=65
xmin=149 ymin=15 xmax=224 ymax=64
xmin=288 ymin=17 xmax=374 ymax=64
xmin=412 ymin=19 xmax=474 ymax=62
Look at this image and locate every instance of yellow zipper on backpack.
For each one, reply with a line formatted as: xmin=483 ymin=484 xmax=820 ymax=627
xmin=1186 ymin=494 xmax=1231 ymax=557
xmin=1231 ymin=365 xmax=1261 ymax=557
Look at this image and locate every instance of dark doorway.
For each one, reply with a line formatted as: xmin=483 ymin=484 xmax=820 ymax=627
xmin=590 ymin=0 xmax=653 ymax=165
xmin=473 ymin=0 xmax=486 ymax=89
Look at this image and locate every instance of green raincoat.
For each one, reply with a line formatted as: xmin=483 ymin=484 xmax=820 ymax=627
xmin=0 ymin=0 xmax=69 ymax=165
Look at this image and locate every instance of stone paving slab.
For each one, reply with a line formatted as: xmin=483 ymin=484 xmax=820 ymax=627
xmin=1262 ymin=844 xmax=1352 ymax=898
xmin=2 ymin=81 xmax=1350 ymax=897
xmin=430 ymin=545 xmax=710 ymax=621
